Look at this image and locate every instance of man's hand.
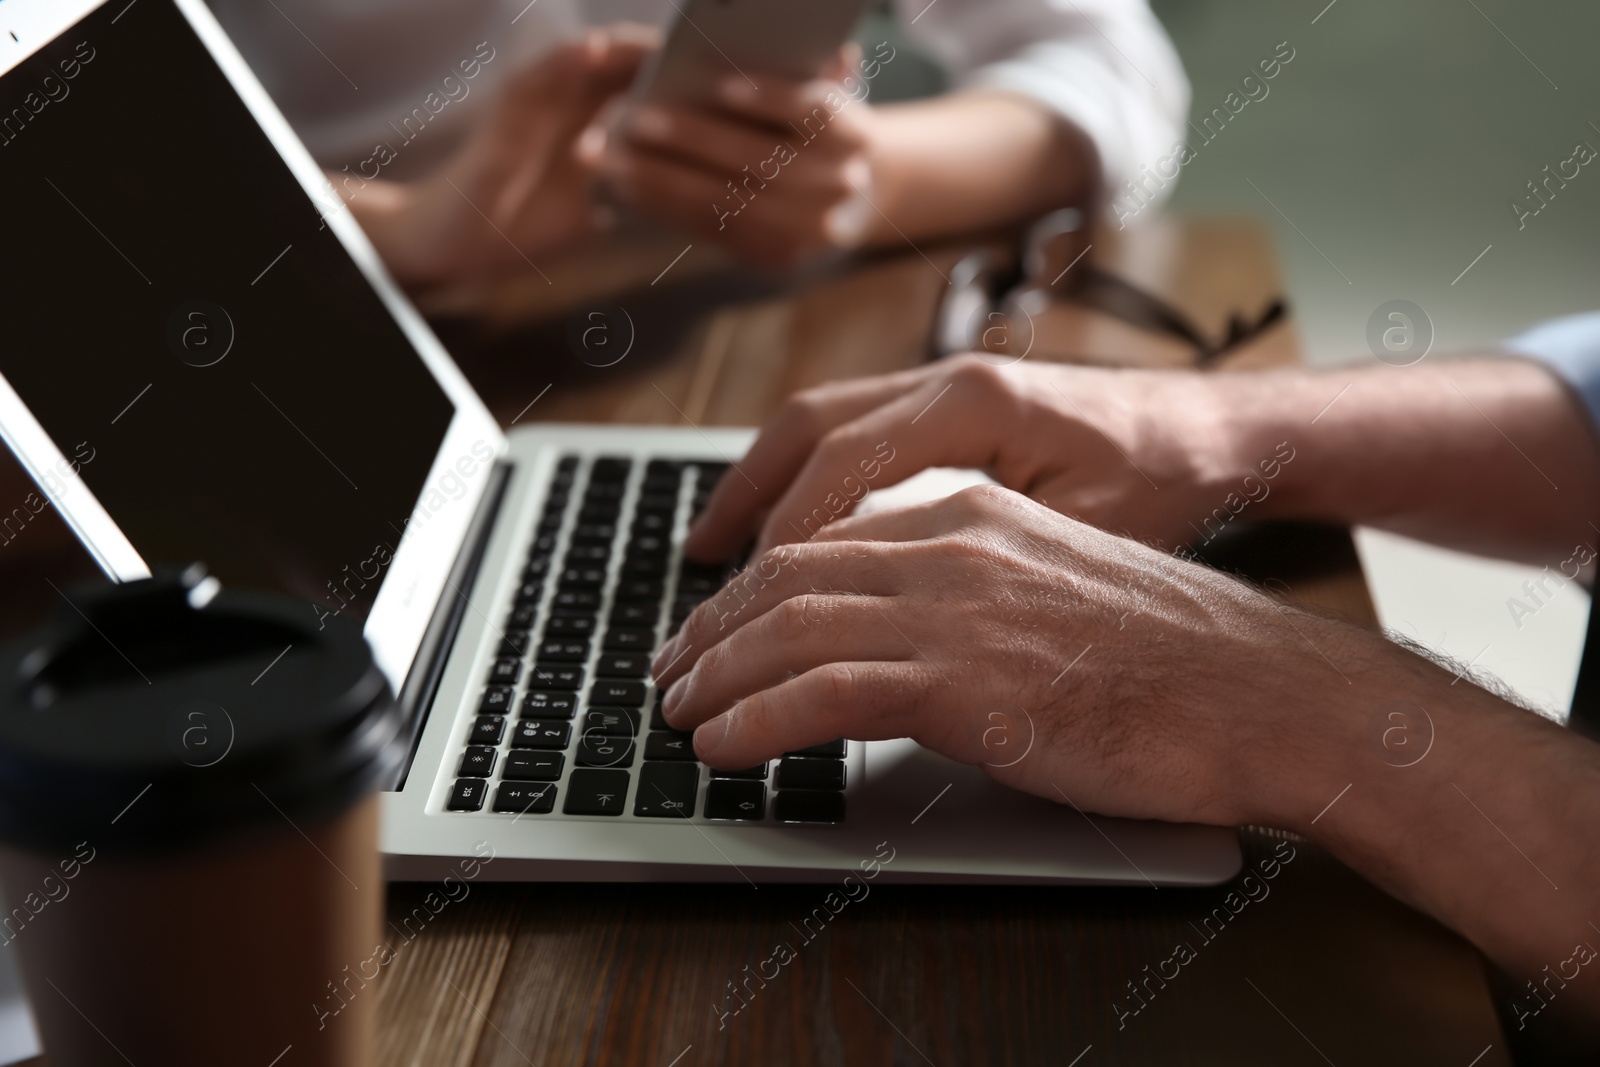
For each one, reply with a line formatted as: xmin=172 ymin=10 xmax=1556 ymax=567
xmin=657 ymin=484 xmax=1336 ymax=825
xmin=589 ymin=64 xmax=879 ymax=270
xmin=685 ymin=356 xmax=1600 ymax=567
xmin=658 ymin=484 xmax=1600 ymax=1013
xmin=684 ymin=357 xmax=1253 ymax=561
xmin=351 ymin=29 xmax=654 ymax=288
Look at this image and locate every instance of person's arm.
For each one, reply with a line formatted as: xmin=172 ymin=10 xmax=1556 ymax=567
xmin=1169 ymin=358 xmax=1600 ymax=563
xmin=654 ymin=487 xmax=1600 ymax=1020
xmin=592 ymin=0 xmax=1189 ymax=268
xmin=896 ymin=0 xmax=1192 ymax=223
xmin=683 ymin=356 xmax=1600 ymax=566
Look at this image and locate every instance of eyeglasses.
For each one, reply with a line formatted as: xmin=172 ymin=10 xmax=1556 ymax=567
xmin=931 ymin=208 xmax=1286 ymax=366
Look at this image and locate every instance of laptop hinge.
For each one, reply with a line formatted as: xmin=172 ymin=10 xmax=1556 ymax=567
xmin=386 ymin=459 xmax=513 ymax=789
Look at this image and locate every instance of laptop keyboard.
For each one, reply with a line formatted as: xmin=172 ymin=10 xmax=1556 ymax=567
xmin=444 ymin=454 xmax=847 ymax=825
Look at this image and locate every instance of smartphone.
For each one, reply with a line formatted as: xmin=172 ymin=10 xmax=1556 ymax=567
xmin=630 ymin=0 xmax=872 ymax=105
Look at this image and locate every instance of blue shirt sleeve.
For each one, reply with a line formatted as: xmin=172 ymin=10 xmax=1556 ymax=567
xmin=1502 ymin=311 xmax=1600 ymax=429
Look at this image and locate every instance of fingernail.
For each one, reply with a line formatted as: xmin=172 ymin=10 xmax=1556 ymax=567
xmin=631 ymin=107 xmax=671 ymax=140
xmin=662 ymin=674 xmax=689 ymax=720
xmin=575 ymin=124 xmax=606 ymax=161
xmin=651 ymin=635 xmax=679 ymax=678
xmin=696 ymin=712 xmax=731 ymax=760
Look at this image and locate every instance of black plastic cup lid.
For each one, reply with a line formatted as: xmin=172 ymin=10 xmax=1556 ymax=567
xmin=0 ymin=564 xmax=402 ymax=856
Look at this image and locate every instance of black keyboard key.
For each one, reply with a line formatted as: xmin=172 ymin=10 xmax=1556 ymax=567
xmin=645 ymin=459 xmax=686 ymax=478
xmin=488 ymin=657 xmax=522 ymax=685
xmin=589 ymin=680 xmax=646 ymax=707
xmin=644 ymin=731 xmax=696 ymax=760
xmin=615 ymin=579 xmax=664 ymax=602
xmin=576 ymin=735 xmax=636 ymax=768
xmin=478 ymin=687 xmax=515 ymax=715
xmin=777 ymin=758 xmax=846 ymax=791
xmin=565 ymin=544 xmax=609 ymax=564
xmin=512 ymin=720 xmax=572 ymax=749
xmin=521 ymin=691 xmax=578 ymax=719
xmin=530 ymin=531 xmax=559 ymax=557
xmin=584 ymin=482 xmax=626 ymax=503
xmin=563 ymin=769 xmax=631 ymax=815
xmin=705 ymin=780 xmax=765 ymax=821
xmin=581 ymin=707 xmax=640 ymax=736
xmin=493 ymin=782 xmax=557 ymax=815
xmin=628 ymin=534 xmax=669 ymax=557
xmin=641 ymin=477 xmax=680 ymax=498
xmin=596 ymin=653 xmax=650 ymax=679
xmin=787 ymin=739 xmax=847 ymax=758
xmin=553 ymin=590 xmax=600 ymax=612
xmin=498 ymin=631 xmax=532 ymax=659
xmin=635 ymin=762 xmax=698 ymax=818
xmin=632 ymin=511 xmax=671 ymax=534
xmin=530 ymin=664 xmax=584 ymax=690
xmin=469 ymin=716 xmax=505 ymax=745
xmin=650 ymin=692 xmax=670 ymax=730
xmin=502 ymin=750 xmax=565 ymax=781
xmin=538 ymin=638 xmax=589 ymax=663
xmin=546 ymin=614 xmax=596 ymax=636
xmin=512 ymin=580 xmax=544 ymax=606
xmin=622 ymin=556 xmax=668 ymax=579
xmin=448 ymin=778 xmax=487 ymax=812
xmin=710 ymin=763 xmax=767 ymax=780
xmin=578 ymin=503 xmax=622 ymax=524
xmin=458 ymin=746 xmax=497 ymax=776
xmin=609 ymin=603 xmax=658 ymax=628
xmin=637 ymin=493 xmax=677 ymax=513
xmin=523 ymin=557 xmax=552 ymax=579
xmin=590 ymin=457 xmax=632 ymax=482
xmin=572 ymin=522 xmax=616 ymax=543
xmin=559 ymin=567 xmax=607 ymax=589
xmin=773 ymin=790 xmax=845 ymax=823
xmin=557 ymin=454 xmax=580 ymax=472
xmin=603 ymin=628 xmax=655 ymax=652
xmin=508 ymin=604 xmax=538 ymax=630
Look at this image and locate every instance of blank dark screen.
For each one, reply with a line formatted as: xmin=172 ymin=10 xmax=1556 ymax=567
xmin=0 ymin=0 xmax=456 ymax=623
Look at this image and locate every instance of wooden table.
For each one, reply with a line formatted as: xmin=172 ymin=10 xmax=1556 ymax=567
xmin=366 ymin=219 xmax=1511 ymax=1066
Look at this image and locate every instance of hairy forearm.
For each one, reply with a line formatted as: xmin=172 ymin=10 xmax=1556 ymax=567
xmin=865 ymin=91 xmax=1094 ymax=246
xmin=1241 ymin=616 xmax=1600 ymax=1013
xmin=1210 ymin=358 xmax=1600 ymax=562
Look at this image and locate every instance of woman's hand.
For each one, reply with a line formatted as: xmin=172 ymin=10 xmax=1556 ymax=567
xmin=684 ymin=357 xmax=1266 ymax=561
xmin=656 ymin=484 xmax=1348 ymax=826
xmin=589 ymin=63 xmax=880 ymax=270
xmin=350 ymin=29 xmax=654 ymax=288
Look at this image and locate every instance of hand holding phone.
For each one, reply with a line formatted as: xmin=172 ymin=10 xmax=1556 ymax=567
xmin=630 ymin=0 xmax=871 ymax=106
xmin=587 ymin=11 xmax=901 ymax=269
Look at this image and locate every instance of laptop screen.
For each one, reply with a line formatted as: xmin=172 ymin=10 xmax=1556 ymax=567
xmin=0 ymin=0 xmax=507 ymax=688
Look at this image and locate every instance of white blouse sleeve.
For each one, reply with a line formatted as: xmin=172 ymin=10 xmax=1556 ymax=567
xmin=892 ymin=0 xmax=1190 ymax=211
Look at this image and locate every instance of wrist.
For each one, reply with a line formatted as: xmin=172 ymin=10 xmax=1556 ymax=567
xmin=1257 ymin=628 xmax=1600 ymax=974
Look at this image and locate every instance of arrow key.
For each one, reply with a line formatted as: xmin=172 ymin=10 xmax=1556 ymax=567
xmin=705 ymin=779 xmax=765 ymax=821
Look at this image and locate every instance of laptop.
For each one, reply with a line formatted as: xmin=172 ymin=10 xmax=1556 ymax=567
xmin=0 ymin=0 xmax=1241 ymax=885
